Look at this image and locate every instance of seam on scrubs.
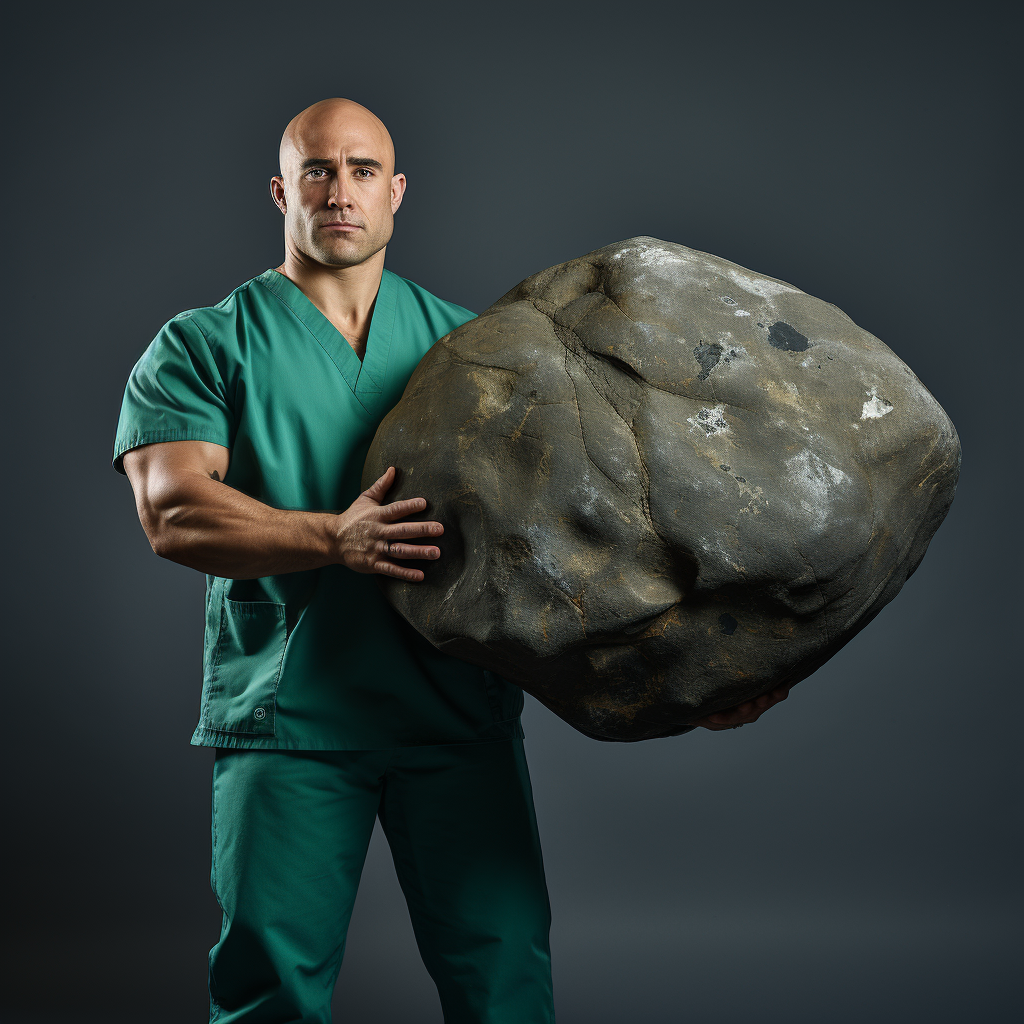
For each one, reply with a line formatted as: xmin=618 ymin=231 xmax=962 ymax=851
xmin=254 ymin=271 xmax=389 ymax=419
xmin=199 ymin=580 xmax=228 ymax=727
xmin=113 ymin=428 xmax=232 ymax=472
xmin=483 ymin=670 xmax=526 ymax=724
xmin=210 ymin=767 xmax=222 ymax=910
xmin=186 ymin=314 xmax=228 ymax=373
xmin=255 ymin=272 xmax=363 ymax=397
xmin=209 ymin=771 xmax=220 ymax=1023
xmin=355 ymin=269 xmax=397 ymax=393
xmin=188 ymin=719 xmax=524 ymax=750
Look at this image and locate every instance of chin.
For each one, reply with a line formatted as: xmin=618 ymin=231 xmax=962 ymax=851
xmin=310 ymin=236 xmax=373 ymax=266
xmin=313 ymin=246 xmax=369 ymax=268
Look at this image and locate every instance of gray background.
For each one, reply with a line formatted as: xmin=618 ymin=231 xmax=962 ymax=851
xmin=4 ymin=2 xmax=1019 ymax=1022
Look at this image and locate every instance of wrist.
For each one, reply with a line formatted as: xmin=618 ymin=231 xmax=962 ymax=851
xmin=282 ymin=509 xmax=346 ymax=569
xmin=321 ymin=511 xmax=350 ymax=566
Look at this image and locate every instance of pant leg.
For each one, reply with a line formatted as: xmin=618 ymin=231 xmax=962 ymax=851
xmin=209 ymin=748 xmax=389 ymax=1024
xmin=378 ymin=738 xmax=555 ymax=1024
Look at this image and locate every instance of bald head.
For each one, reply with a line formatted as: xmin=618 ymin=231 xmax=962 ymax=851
xmin=271 ymin=98 xmax=406 ymax=271
xmin=279 ymin=98 xmax=396 ymax=178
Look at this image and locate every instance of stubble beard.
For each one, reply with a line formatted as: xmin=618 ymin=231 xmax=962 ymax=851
xmin=305 ymin=219 xmax=391 ymax=269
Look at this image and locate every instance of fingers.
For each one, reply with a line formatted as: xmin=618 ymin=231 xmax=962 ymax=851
xmin=379 ymin=497 xmax=430 ymax=521
xmin=694 ymin=685 xmax=793 ymax=731
xmin=707 ymin=700 xmax=756 ymax=726
xmin=362 ymin=476 xmax=437 ymax=525
xmin=362 ymin=466 xmax=396 ymax=503
xmin=690 ymin=716 xmax=725 ymax=730
xmin=367 ymin=533 xmax=440 ymax=583
xmin=382 ymin=520 xmax=444 ymax=540
xmin=373 ymin=559 xmax=426 ymax=582
xmin=378 ymin=540 xmax=440 ymax=561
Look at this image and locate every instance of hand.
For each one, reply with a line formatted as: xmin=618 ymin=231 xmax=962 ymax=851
xmin=691 ymin=684 xmax=793 ymax=731
xmin=335 ymin=466 xmax=443 ymax=582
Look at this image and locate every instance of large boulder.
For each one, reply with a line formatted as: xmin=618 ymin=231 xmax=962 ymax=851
xmin=364 ymin=238 xmax=960 ymax=741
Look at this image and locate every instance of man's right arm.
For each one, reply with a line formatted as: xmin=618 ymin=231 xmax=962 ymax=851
xmin=122 ymin=440 xmax=442 ymax=581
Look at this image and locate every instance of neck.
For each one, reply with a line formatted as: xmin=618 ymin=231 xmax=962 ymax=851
xmin=276 ymin=245 xmax=386 ymax=358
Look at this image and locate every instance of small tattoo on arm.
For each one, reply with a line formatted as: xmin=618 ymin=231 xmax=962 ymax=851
xmin=209 ymin=470 xmax=222 ymax=481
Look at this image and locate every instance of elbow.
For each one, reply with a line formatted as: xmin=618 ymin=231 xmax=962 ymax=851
xmin=148 ymin=526 xmax=180 ymax=562
xmin=140 ymin=504 xmax=189 ymax=563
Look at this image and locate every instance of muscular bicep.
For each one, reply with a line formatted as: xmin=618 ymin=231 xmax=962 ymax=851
xmin=122 ymin=440 xmax=231 ymax=538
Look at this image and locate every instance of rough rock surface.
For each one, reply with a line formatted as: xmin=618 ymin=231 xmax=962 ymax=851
xmin=363 ymin=238 xmax=960 ymax=741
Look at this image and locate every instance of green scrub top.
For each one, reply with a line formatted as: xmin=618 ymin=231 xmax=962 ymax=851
xmin=113 ymin=267 xmax=524 ymax=750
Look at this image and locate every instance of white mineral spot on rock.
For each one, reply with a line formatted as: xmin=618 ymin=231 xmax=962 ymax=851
xmin=734 ymin=309 xmax=751 ymax=317
xmin=687 ymin=404 xmax=730 ymax=436
xmin=526 ymin=523 xmax=569 ymax=590
xmin=786 ymin=449 xmax=849 ymax=491
xmin=573 ymin=480 xmax=600 ymax=516
xmin=725 ymin=267 xmax=800 ymax=300
xmin=785 ymin=450 xmax=850 ymax=530
xmin=861 ymin=386 xmax=894 ymax=420
xmin=611 ymin=240 xmax=692 ymax=270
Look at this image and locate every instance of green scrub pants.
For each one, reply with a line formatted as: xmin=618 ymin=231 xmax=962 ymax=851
xmin=209 ymin=737 xmax=555 ymax=1023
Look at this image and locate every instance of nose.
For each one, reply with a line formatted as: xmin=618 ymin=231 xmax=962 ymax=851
xmin=328 ymin=170 xmax=352 ymax=210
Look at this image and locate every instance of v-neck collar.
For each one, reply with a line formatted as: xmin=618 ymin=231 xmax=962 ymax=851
xmin=256 ymin=266 xmax=397 ymax=405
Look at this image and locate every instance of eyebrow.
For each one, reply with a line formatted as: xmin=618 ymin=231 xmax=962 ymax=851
xmin=301 ymin=157 xmax=384 ymax=170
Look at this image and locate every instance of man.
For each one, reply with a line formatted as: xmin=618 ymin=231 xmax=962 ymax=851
xmin=114 ymin=97 xmax=788 ymax=1023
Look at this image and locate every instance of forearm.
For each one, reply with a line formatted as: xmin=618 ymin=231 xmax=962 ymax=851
xmin=141 ymin=472 xmax=340 ymax=579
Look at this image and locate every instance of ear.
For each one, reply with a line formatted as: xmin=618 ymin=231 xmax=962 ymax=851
xmin=390 ymin=172 xmax=407 ymax=214
xmin=270 ymin=176 xmax=287 ymax=214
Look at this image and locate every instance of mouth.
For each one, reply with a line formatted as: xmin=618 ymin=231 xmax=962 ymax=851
xmin=319 ymin=221 xmax=363 ymax=232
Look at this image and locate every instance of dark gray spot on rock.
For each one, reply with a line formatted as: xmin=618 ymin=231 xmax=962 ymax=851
xmin=721 ymin=296 xmax=737 ymax=305
xmin=720 ymin=464 xmax=730 ymax=471
xmin=693 ymin=341 xmax=723 ymax=381
xmin=719 ymin=613 xmax=738 ymax=635
xmin=768 ymin=321 xmax=810 ymax=351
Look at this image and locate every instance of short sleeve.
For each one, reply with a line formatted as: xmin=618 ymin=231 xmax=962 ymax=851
xmin=112 ymin=314 xmax=234 ymax=474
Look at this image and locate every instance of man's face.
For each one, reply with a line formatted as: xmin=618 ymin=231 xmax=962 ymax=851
xmin=272 ymin=105 xmax=405 ymax=269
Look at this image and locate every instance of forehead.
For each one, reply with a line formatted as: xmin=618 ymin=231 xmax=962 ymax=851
xmin=286 ymin=109 xmax=392 ymax=167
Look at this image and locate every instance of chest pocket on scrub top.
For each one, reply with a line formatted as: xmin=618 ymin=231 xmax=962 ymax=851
xmin=201 ymin=579 xmax=288 ymax=737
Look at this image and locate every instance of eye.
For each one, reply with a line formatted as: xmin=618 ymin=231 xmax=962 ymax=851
xmin=305 ymin=167 xmax=328 ymax=180
xmin=354 ymin=167 xmax=373 ymax=178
